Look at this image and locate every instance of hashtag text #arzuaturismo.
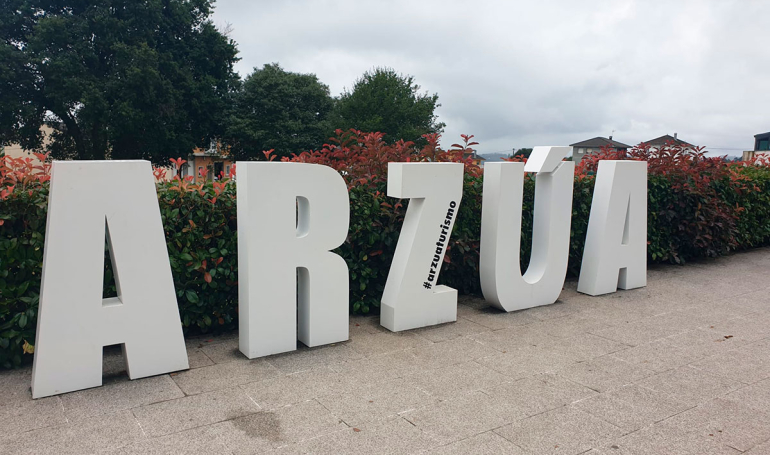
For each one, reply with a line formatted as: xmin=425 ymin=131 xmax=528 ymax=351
xmin=423 ymin=201 xmax=457 ymax=290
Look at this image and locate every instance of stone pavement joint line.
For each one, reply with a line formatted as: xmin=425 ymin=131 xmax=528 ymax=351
xmin=3 ymin=247 xmax=770 ymax=454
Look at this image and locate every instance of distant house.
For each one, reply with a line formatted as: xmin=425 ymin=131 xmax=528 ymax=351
xmin=178 ymin=139 xmax=234 ymax=182
xmin=644 ymin=133 xmax=693 ymax=150
xmin=569 ymin=136 xmax=630 ymax=163
xmin=742 ymin=131 xmax=770 ymax=162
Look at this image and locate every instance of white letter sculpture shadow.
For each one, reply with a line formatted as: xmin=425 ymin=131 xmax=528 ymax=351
xmin=237 ymin=162 xmax=349 ymax=358
xmin=381 ymin=162 xmax=464 ymax=332
xmin=32 ymin=161 xmax=188 ymax=399
xmin=578 ymin=160 xmax=647 ymax=296
xmin=480 ymin=146 xmax=574 ymax=311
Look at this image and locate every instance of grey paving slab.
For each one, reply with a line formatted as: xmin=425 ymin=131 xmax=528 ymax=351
xmin=721 ymin=289 xmax=770 ymax=315
xmin=620 ymin=279 xmax=710 ymax=306
xmin=60 ymin=374 xmax=184 ymax=421
xmin=0 ymin=395 xmax=67 ymax=435
xmin=171 ymin=357 xmax=281 ymax=395
xmin=662 ymin=397 xmax=770 ymax=452
xmin=666 ymin=327 xmax=749 ymax=359
xmin=102 ymin=347 xmax=130 ymax=378
xmin=327 ymin=349 xmax=422 ymax=385
xmin=185 ymin=332 xmax=239 ymax=350
xmin=545 ymin=332 xmax=630 ymax=362
xmin=574 ymin=384 xmax=691 ymax=431
xmin=423 ymin=431 xmax=527 ymax=455
xmin=104 ymin=425 xmax=231 ymax=455
xmin=607 ymin=297 xmax=675 ymax=316
xmin=348 ymin=314 xmax=389 ymax=335
xmin=345 ymin=330 xmax=432 ymax=357
xmin=411 ymin=316 xmax=491 ymax=342
xmin=264 ymin=342 xmax=364 ymax=374
xmin=494 ymin=405 xmax=625 ymax=455
xmin=577 ymin=302 xmax=661 ymax=327
xmin=482 ymin=373 xmax=597 ymax=419
xmin=240 ymin=366 xmax=348 ymax=411
xmin=748 ymin=440 xmax=770 ymax=454
xmin=691 ymin=347 xmax=770 ymax=385
xmin=132 ymin=386 xmax=261 ymax=437
xmin=611 ymin=338 xmax=702 ymax=372
xmin=316 ymin=376 xmax=437 ymax=427
xmin=644 ymin=309 xmax=717 ymax=333
xmin=0 ymin=410 xmax=144 ymax=455
xmin=529 ymin=315 xmax=615 ymax=339
xmin=457 ymin=297 xmax=542 ymax=330
xmin=186 ymin=347 xmax=215 ymax=369
xmin=402 ymin=391 xmax=513 ymax=444
xmin=213 ymin=399 xmax=346 ymax=454
xmin=407 ymin=360 xmax=510 ymax=400
xmin=724 ymin=378 xmax=770 ymax=412
xmin=199 ymin=337 xmax=244 ymax=364
xmin=4 ymin=248 xmax=770 ymax=454
xmin=273 ymin=416 xmax=438 ymax=455
xmin=407 ymin=335 xmax=498 ymax=369
xmin=701 ymin=314 xmax=770 ymax=345
xmin=468 ymin=324 xmax=560 ymax=352
xmin=520 ymin=299 xmax=583 ymax=320
xmin=557 ymin=355 xmax=655 ymax=392
xmin=680 ymin=272 xmax=769 ymax=302
xmin=589 ymin=316 xmax=687 ymax=347
xmin=636 ymin=365 xmax=743 ymax=407
xmin=476 ymin=345 xmax=577 ymax=379
xmin=606 ymin=420 xmax=742 ymax=455
xmin=0 ymin=368 xmax=33 ymax=405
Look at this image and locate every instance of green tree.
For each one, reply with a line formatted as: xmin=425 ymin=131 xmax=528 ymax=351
xmin=0 ymin=0 xmax=239 ymax=163
xmin=224 ymin=63 xmax=333 ymax=160
xmin=332 ymin=67 xmax=444 ymax=145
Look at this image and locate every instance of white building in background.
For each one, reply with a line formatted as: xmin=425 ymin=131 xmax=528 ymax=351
xmin=743 ymin=131 xmax=770 ymax=163
xmin=1 ymin=125 xmax=53 ymax=167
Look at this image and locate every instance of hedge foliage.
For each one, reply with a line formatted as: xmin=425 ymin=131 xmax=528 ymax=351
xmin=2 ymin=135 xmax=770 ymax=368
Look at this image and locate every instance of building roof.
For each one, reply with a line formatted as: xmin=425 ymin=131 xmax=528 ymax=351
xmin=569 ymin=137 xmax=630 ymax=149
xmin=645 ymin=134 xmax=693 ymax=147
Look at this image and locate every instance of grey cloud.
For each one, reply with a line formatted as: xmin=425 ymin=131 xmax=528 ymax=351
xmin=213 ymin=0 xmax=770 ymax=156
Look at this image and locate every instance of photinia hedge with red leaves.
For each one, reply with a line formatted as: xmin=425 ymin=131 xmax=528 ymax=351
xmin=1 ymin=133 xmax=770 ymax=368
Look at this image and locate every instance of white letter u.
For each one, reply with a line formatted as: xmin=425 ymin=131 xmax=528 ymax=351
xmin=480 ymin=147 xmax=575 ymax=312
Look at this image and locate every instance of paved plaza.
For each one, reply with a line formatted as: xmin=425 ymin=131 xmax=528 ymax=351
xmin=3 ymin=249 xmax=770 ymax=454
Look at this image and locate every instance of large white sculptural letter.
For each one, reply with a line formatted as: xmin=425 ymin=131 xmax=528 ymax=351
xmin=32 ymin=161 xmax=188 ymax=399
xmin=578 ymin=160 xmax=647 ymax=296
xmin=480 ymin=147 xmax=574 ymax=311
xmin=381 ymin=162 xmax=464 ymax=332
xmin=237 ymin=162 xmax=349 ymax=358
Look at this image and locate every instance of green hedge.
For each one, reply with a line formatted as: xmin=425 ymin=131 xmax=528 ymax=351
xmin=2 ymin=165 xmax=770 ymax=368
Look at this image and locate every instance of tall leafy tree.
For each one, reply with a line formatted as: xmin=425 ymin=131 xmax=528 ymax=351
xmin=224 ymin=63 xmax=333 ymax=160
xmin=332 ymin=67 xmax=444 ymax=145
xmin=0 ymin=0 xmax=239 ymax=163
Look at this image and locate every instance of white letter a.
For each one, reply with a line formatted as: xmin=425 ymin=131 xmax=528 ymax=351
xmin=32 ymin=161 xmax=188 ymax=398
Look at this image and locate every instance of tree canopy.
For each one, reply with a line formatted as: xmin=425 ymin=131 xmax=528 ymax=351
xmin=224 ymin=63 xmax=333 ymax=160
xmin=0 ymin=0 xmax=239 ymax=163
xmin=332 ymin=67 xmax=444 ymax=145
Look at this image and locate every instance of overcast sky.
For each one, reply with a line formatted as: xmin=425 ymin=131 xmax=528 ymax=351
xmin=212 ymin=0 xmax=769 ymax=157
